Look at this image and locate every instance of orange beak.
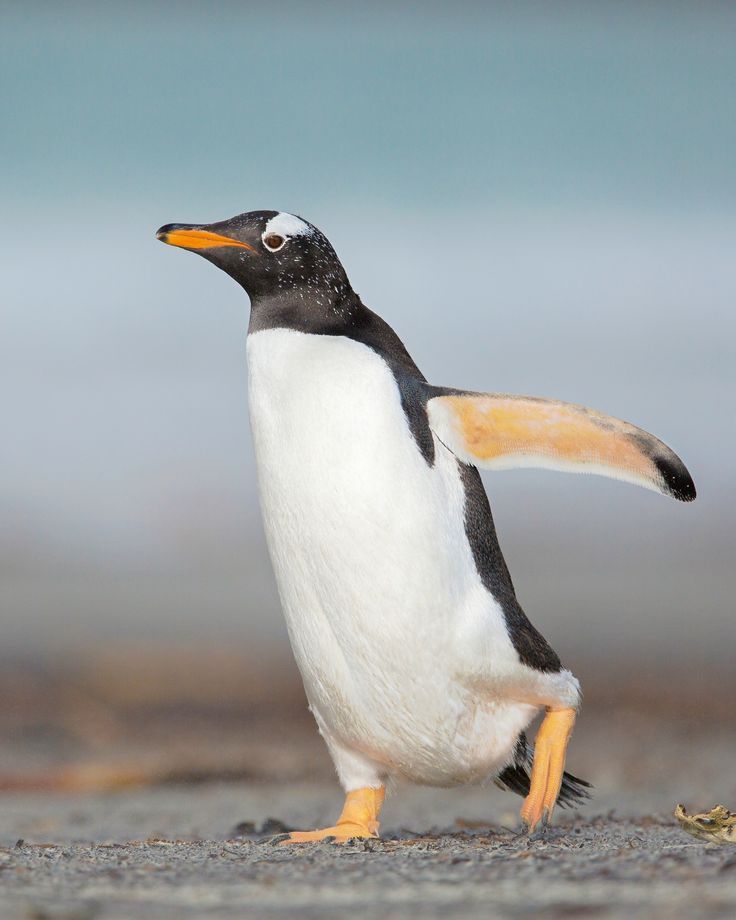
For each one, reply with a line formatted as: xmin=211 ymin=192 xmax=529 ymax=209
xmin=156 ymin=225 xmax=255 ymax=251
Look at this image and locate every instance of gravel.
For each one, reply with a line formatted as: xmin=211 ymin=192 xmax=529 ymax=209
xmin=1 ymin=781 xmax=735 ymax=919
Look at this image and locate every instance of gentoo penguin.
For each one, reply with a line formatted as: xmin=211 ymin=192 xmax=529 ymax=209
xmin=157 ymin=211 xmax=695 ymax=842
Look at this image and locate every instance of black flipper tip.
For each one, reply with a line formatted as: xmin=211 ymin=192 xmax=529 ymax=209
xmin=653 ymin=453 xmax=696 ymax=502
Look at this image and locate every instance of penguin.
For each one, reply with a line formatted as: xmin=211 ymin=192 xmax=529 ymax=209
xmin=157 ymin=211 xmax=695 ymax=843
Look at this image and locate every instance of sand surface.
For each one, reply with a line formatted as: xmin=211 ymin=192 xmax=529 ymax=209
xmin=1 ymin=711 xmax=735 ymax=919
xmin=1 ymin=784 xmax=736 ymax=919
xmin=0 ymin=657 xmax=734 ymax=918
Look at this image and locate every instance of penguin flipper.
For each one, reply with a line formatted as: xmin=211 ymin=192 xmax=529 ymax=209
xmin=426 ymin=390 xmax=695 ymax=502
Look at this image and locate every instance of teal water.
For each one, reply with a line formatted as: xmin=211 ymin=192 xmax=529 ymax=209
xmin=2 ymin=2 xmax=735 ymax=214
xmin=1 ymin=2 xmax=734 ymax=658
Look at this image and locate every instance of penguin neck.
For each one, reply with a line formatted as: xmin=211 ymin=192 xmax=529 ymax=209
xmin=248 ymin=285 xmax=363 ymax=336
xmin=248 ymin=288 xmax=426 ymax=386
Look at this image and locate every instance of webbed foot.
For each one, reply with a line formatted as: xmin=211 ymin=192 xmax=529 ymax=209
xmin=280 ymin=786 xmax=385 ymax=846
xmin=520 ymin=707 xmax=577 ymax=832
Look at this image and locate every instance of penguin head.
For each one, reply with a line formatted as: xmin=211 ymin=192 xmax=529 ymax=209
xmin=156 ymin=210 xmax=354 ymax=314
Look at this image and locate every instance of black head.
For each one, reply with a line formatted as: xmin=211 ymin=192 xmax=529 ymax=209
xmin=156 ymin=210 xmax=358 ymax=330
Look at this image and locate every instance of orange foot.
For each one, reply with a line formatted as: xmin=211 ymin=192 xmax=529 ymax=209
xmin=280 ymin=786 xmax=385 ymax=846
xmin=520 ymin=707 xmax=577 ymax=832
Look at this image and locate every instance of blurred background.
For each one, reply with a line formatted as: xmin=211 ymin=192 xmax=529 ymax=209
xmin=0 ymin=2 xmax=734 ymax=799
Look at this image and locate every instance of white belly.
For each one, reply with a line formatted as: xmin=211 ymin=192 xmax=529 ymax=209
xmin=246 ymin=328 xmax=533 ymax=784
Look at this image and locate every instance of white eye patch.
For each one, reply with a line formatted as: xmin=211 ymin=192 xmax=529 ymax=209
xmin=263 ymin=212 xmax=313 ymax=241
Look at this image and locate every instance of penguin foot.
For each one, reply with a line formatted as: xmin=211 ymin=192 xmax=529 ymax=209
xmin=520 ymin=707 xmax=577 ymax=832
xmin=279 ymin=822 xmax=375 ymax=844
xmin=279 ymin=785 xmax=385 ymax=846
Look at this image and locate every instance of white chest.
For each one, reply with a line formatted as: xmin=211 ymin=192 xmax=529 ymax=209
xmin=245 ymin=328 xmax=521 ymax=781
xmin=246 ymin=329 xmax=470 ymax=618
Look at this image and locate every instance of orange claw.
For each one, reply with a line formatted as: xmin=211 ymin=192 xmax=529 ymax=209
xmin=280 ymin=786 xmax=385 ymax=845
xmin=520 ymin=707 xmax=577 ymax=832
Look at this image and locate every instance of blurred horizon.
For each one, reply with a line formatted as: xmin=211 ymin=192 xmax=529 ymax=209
xmin=2 ymin=2 xmax=734 ymax=681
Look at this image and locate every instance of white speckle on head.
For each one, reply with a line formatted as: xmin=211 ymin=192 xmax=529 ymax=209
xmin=264 ymin=212 xmax=313 ymax=239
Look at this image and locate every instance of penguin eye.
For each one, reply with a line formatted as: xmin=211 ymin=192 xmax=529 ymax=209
xmin=263 ymin=233 xmax=286 ymax=252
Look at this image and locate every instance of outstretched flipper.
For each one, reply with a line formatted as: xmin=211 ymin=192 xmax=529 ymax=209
xmin=427 ymin=390 xmax=695 ymax=501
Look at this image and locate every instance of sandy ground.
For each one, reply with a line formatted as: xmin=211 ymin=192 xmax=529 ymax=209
xmin=0 ymin=705 xmax=735 ymax=920
xmin=1 ymin=784 xmax=736 ymax=920
xmin=0 ymin=654 xmax=734 ymax=918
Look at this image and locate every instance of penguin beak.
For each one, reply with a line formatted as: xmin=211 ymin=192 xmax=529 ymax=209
xmin=156 ymin=223 xmax=256 ymax=252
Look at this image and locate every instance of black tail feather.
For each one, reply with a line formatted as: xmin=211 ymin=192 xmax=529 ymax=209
xmin=495 ymin=733 xmax=593 ymax=809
